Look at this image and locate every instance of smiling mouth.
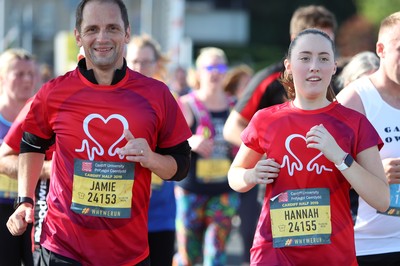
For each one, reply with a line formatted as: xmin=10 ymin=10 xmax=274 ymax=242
xmin=306 ymin=77 xmax=321 ymax=81
xmin=94 ymin=47 xmax=112 ymax=53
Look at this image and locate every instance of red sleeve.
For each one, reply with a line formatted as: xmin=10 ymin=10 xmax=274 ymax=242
xmin=240 ymin=72 xmax=281 ymax=121
xmin=241 ymin=109 xmax=266 ymax=154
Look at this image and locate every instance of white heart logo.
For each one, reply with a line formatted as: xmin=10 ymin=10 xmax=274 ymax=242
xmin=75 ymin=114 xmax=129 ymax=161
xmin=281 ymin=134 xmax=333 ymax=176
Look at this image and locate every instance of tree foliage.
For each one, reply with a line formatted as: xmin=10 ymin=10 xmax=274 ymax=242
xmin=355 ymin=0 xmax=400 ymax=26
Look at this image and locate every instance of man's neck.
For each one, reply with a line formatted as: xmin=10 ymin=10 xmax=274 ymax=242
xmin=77 ymin=58 xmax=127 ymax=85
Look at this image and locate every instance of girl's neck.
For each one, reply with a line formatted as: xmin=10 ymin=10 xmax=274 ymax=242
xmin=292 ymin=97 xmax=331 ymax=110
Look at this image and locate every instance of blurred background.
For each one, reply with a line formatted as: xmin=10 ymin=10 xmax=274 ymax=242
xmin=0 ymin=0 xmax=398 ymax=76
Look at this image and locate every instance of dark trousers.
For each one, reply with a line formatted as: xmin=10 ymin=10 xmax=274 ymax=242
xmin=238 ymin=186 xmax=261 ymax=263
xmin=0 ymin=203 xmax=33 ymax=266
xmin=148 ymin=230 xmax=176 ymax=266
xmin=40 ymin=247 xmax=150 ymax=266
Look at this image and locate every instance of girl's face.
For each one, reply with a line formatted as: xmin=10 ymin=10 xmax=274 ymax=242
xmin=284 ymin=33 xmax=336 ymax=101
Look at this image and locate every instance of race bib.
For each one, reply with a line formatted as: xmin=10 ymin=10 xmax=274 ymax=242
xmin=0 ymin=174 xmax=18 ymax=199
xmin=196 ymin=158 xmax=230 ymax=183
xmin=378 ymin=184 xmax=400 ymax=216
xmin=71 ymin=159 xmax=134 ymax=218
xmin=270 ymin=188 xmax=331 ymax=248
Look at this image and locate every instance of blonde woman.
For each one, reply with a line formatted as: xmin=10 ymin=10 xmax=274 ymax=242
xmin=175 ymin=47 xmax=239 ymax=266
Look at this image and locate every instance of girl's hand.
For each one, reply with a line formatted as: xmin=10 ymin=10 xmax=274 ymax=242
xmin=246 ymin=158 xmax=281 ymax=185
xmin=305 ymin=124 xmax=345 ymax=165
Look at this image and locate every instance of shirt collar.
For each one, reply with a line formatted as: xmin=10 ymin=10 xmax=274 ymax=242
xmin=77 ymin=58 xmax=127 ymax=85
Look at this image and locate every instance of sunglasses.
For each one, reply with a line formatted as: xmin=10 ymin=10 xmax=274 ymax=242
xmin=203 ymin=64 xmax=228 ymax=73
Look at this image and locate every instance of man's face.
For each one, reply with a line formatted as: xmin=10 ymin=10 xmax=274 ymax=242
xmin=75 ymin=1 xmax=130 ymax=70
xmin=380 ymin=25 xmax=400 ymax=86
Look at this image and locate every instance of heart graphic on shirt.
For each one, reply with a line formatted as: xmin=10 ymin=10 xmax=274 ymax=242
xmin=281 ymin=134 xmax=333 ymax=176
xmin=75 ymin=113 xmax=129 ymax=160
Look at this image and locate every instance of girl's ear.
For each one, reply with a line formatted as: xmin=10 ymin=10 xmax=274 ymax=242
xmin=332 ymin=61 xmax=337 ymax=75
xmin=284 ymin=58 xmax=291 ymax=75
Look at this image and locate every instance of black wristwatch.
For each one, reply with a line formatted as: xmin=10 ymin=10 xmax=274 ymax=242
xmin=335 ymin=153 xmax=354 ymax=171
xmin=14 ymin=196 xmax=34 ymax=209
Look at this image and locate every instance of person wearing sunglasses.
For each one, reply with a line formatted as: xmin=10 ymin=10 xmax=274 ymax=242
xmin=174 ymin=47 xmax=239 ymax=266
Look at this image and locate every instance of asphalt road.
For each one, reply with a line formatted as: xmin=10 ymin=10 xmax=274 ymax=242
xmin=226 ymin=224 xmax=245 ymax=266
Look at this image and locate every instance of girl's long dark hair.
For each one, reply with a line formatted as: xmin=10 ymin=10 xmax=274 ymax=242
xmin=279 ymin=28 xmax=337 ymax=101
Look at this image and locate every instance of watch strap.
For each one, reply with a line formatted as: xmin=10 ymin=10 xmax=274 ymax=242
xmin=335 ymin=153 xmax=354 ymax=171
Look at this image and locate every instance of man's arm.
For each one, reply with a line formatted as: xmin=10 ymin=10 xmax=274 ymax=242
xmin=17 ymin=152 xmax=44 ymax=199
xmin=336 ymin=85 xmax=365 ymax=115
xmin=224 ymin=63 xmax=285 ymax=147
xmin=0 ymin=143 xmax=19 ymax=179
xmin=338 ymin=79 xmax=400 ymax=188
xmin=223 ymin=110 xmax=249 ymax=147
xmin=7 ymin=152 xmax=44 ymax=236
xmin=0 ymin=143 xmax=51 ymax=180
xmin=155 ymin=141 xmax=191 ymax=181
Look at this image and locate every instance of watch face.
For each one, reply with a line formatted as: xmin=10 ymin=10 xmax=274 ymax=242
xmin=344 ymin=154 xmax=354 ymax=167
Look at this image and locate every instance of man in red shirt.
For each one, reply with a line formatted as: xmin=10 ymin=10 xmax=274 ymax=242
xmin=6 ymin=1 xmax=191 ymax=265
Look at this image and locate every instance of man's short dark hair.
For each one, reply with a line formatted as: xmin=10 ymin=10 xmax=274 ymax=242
xmin=290 ymin=5 xmax=337 ymax=37
xmin=75 ymin=0 xmax=129 ymax=32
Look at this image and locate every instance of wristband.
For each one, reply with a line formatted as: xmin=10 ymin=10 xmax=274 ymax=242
xmin=14 ymin=196 xmax=34 ymax=209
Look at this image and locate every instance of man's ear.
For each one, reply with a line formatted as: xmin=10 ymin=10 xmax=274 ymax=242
xmin=376 ymin=42 xmax=384 ymax=59
xmin=124 ymin=26 xmax=131 ymax=44
xmin=75 ymin=28 xmax=82 ymax=47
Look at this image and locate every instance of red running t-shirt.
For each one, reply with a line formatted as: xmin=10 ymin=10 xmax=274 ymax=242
xmin=22 ymin=68 xmax=192 ymax=265
xmin=241 ymin=101 xmax=382 ymax=266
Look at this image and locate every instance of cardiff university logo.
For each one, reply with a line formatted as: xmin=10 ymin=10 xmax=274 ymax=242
xmin=75 ymin=114 xmax=128 ymax=160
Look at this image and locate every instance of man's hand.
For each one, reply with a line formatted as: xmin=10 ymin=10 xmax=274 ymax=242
xmin=382 ymin=158 xmax=400 ymax=184
xmin=117 ymin=129 xmax=153 ymax=168
xmin=7 ymin=204 xmax=34 ymax=236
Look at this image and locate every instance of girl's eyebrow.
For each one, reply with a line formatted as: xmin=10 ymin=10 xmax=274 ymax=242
xmin=298 ymin=51 xmax=331 ymax=56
